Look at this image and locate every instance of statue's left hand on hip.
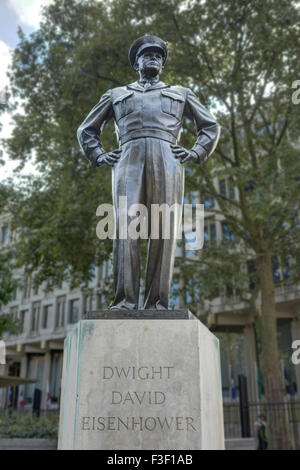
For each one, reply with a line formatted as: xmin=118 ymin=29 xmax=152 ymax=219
xmin=170 ymin=145 xmax=200 ymax=164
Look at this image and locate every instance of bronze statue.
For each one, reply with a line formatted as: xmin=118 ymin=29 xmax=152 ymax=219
xmin=77 ymin=35 xmax=220 ymax=310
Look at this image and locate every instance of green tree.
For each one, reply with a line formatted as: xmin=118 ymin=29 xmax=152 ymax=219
xmin=0 ymin=313 xmax=21 ymax=337
xmin=0 ymin=250 xmax=21 ymax=336
xmin=0 ymin=251 xmax=16 ymax=306
xmin=0 ymin=184 xmax=22 ymax=336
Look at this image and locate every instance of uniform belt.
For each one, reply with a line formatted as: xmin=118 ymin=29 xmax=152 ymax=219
xmin=120 ymin=128 xmax=177 ymax=145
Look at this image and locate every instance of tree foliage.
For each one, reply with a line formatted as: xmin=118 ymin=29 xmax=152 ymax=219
xmin=0 ymin=251 xmax=17 ymax=306
xmin=0 ymin=249 xmax=21 ymax=336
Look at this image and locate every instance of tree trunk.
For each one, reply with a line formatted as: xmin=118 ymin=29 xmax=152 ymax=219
xmin=258 ymin=249 xmax=292 ymax=450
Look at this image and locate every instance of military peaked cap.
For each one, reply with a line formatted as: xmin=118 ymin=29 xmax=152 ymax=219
xmin=128 ymin=35 xmax=168 ymax=68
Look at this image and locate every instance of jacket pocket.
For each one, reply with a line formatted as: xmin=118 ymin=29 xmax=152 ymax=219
xmin=113 ymin=91 xmax=134 ymax=120
xmin=161 ymin=90 xmax=185 ymax=118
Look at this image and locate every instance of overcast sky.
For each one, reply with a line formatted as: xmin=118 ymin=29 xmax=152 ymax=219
xmin=0 ymin=0 xmax=53 ymax=181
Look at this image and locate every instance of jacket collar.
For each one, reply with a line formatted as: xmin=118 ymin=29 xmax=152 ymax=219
xmin=127 ymin=81 xmax=170 ymax=92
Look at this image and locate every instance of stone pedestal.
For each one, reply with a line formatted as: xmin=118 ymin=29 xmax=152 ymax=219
xmin=58 ymin=311 xmax=224 ymax=450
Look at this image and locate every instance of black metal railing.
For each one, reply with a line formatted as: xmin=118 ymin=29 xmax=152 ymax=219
xmin=223 ymin=400 xmax=300 ymax=449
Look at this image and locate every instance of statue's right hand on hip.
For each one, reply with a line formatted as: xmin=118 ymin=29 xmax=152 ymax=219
xmin=96 ymin=149 xmax=121 ymax=167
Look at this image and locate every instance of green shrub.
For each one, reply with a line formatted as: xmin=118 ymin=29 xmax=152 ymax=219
xmin=0 ymin=412 xmax=58 ymax=439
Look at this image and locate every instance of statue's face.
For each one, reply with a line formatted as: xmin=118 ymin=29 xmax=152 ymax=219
xmin=135 ymin=49 xmax=163 ymax=76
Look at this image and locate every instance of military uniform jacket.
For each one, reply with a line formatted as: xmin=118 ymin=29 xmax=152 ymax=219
xmin=77 ymin=81 xmax=220 ymax=167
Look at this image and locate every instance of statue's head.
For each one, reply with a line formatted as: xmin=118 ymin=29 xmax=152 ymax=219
xmin=129 ymin=35 xmax=167 ymax=76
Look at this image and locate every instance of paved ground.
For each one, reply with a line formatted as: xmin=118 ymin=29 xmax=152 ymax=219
xmin=0 ymin=438 xmax=256 ymax=450
xmin=225 ymin=438 xmax=256 ymax=450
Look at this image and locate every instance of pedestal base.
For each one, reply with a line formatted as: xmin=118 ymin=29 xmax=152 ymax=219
xmin=58 ymin=311 xmax=224 ymax=450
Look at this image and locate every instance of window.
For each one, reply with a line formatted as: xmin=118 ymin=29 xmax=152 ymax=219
xmin=42 ymin=305 xmax=52 ymax=329
xmin=89 ymin=263 xmax=96 ymax=280
xmin=23 ymin=276 xmax=31 ymax=300
xmin=25 ymin=355 xmax=44 ymax=405
xmin=97 ymin=293 xmax=102 ymax=309
xmin=272 ymin=256 xmax=281 ymax=283
xmin=244 ymin=179 xmax=255 ymax=193
xmin=219 ymin=178 xmax=236 ymax=200
xmin=33 ymin=284 xmax=39 ymax=296
xmin=31 ymin=302 xmax=41 ymax=331
xmin=272 ymin=255 xmax=291 ymax=284
xmin=169 ymin=280 xmax=179 ymax=307
xmin=247 ymin=259 xmax=257 ymax=290
xmin=83 ymin=295 xmax=90 ymax=315
xmin=221 ymin=222 xmax=235 ymax=244
xmin=55 ymin=297 xmax=65 ymax=328
xmin=219 ymin=179 xmax=227 ymax=198
xmin=184 ymin=230 xmax=197 ymax=254
xmin=282 ymin=255 xmax=291 ymax=280
xmin=184 ymin=278 xmax=200 ymax=305
xmin=12 ymin=286 xmax=17 ymax=301
xmin=229 ymin=183 xmax=235 ymax=200
xmin=20 ymin=310 xmax=28 ymax=333
xmin=50 ymin=352 xmax=63 ymax=403
xmin=224 ymin=270 xmax=241 ymax=298
xmin=10 ymin=306 xmax=18 ymax=321
xmin=98 ymin=265 xmax=103 ymax=283
xmin=201 ymin=194 xmax=215 ymax=209
xmin=69 ymin=299 xmax=79 ymax=324
xmin=184 ymin=191 xmax=199 ymax=205
xmin=1 ymin=226 xmax=8 ymax=245
xmin=204 ymin=220 xmax=217 ymax=246
xmin=45 ymin=278 xmax=54 ymax=292
xmin=102 ymin=262 xmax=107 ymax=279
xmin=257 ymin=123 xmax=273 ymax=136
xmin=107 ymin=259 xmax=113 ymax=276
xmin=225 ymin=283 xmax=233 ymax=297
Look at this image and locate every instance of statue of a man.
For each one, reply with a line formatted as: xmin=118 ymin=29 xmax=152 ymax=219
xmin=77 ymin=35 xmax=220 ymax=310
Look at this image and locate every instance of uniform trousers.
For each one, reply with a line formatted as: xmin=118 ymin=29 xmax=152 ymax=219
xmin=111 ymin=137 xmax=184 ymax=309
